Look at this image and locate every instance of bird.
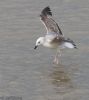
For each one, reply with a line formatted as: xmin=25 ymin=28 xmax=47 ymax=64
xmin=34 ymin=6 xmax=77 ymax=64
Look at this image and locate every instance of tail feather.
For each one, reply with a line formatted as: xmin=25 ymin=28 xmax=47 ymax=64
xmin=64 ymin=38 xmax=77 ymax=49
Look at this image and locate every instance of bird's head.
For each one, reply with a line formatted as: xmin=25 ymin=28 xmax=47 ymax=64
xmin=34 ymin=37 xmax=44 ymax=49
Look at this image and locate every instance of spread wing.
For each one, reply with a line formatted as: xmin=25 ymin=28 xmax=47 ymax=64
xmin=40 ymin=6 xmax=63 ymax=36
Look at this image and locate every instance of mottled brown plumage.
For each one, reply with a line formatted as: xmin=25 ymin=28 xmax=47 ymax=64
xmin=50 ymin=36 xmax=64 ymax=44
xmin=40 ymin=6 xmax=63 ymax=36
xmin=34 ymin=6 xmax=77 ymax=64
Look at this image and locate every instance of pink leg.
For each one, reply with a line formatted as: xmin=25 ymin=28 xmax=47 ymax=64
xmin=53 ymin=50 xmax=61 ymax=64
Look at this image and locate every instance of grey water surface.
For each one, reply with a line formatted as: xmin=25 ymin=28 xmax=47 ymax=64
xmin=0 ymin=0 xmax=89 ymax=100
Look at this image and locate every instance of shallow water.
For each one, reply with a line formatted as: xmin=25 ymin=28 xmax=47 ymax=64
xmin=0 ymin=0 xmax=89 ymax=100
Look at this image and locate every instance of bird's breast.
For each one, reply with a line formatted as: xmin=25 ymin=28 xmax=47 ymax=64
xmin=43 ymin=41 xmax=58 ymax=48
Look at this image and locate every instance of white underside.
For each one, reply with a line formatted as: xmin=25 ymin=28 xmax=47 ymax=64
xmin=43 ymin=41 xmax=74 ymax=49
xmin=63 ymin=42 xmax=74 ymax=49
xmin=43 ymin=42 xmax=58 ymax=48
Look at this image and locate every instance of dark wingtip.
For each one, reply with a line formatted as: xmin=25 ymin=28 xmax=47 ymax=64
xmin=65 ymin=38 xmax=78 ymax=49
xmin=73 ymin=42 xmax=78 ymax=49
xmin=41 ymin=6 xmax=52 ymax=16
xmin=73 ymin=43 xmax=78 ymax=49
xmin=74 ymin=46 xmax=78 ymax=49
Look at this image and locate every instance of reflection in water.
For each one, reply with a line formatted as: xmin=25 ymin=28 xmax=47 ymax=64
xmin=49 ymin=64 xmax=74 ymax=93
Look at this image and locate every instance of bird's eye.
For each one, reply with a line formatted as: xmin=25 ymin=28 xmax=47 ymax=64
xmin=38 ymin=42 xmax=40 ymax=43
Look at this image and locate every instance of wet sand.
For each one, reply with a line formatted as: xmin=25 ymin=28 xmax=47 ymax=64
xmin=0 ymin=0 xmax=89 ymax=100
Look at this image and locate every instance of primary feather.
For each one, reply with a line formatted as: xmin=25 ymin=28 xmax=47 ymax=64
xmin=40 ymin=6 xmax=52 ymax=16
xmin=40 ymin=6 xmax=63 ymax=36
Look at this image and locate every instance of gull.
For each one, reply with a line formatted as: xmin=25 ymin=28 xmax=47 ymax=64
xmin=34 ymin=6 xmax=77 ymax=64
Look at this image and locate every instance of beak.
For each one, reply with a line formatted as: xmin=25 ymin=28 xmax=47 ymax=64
xmin=34 ymin=45 xmax=38 ymax=49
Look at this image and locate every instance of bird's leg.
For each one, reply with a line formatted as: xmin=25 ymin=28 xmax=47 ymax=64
xmin=53 ymin=50 xmax=61 ymax=64
xmin=53 ymin=52 xmax=58 ymax=64
xmin=57 ymin=50 xmax=62 ymax=64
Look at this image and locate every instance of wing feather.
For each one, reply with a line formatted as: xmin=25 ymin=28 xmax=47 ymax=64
xmin=40 ymin=6 xmax=63 ymax=36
